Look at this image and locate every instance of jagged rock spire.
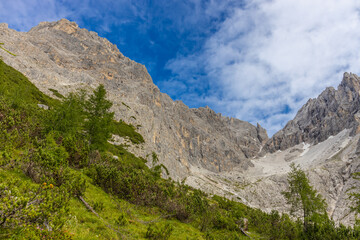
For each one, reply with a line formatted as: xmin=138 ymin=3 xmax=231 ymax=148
xmin=262 ymin=72 xmax=360 ymax=153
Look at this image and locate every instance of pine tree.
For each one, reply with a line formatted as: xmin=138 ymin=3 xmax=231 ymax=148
xmin=85 ymin=84 xmax=114 ymax=150
xmin=349 ymin=172 xmax=360 ymax=223
xmin=282 ymin=163 xmax=328 ymax=232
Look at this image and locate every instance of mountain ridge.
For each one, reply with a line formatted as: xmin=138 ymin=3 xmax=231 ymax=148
xmin=0 ymin=19 xmax=267 ymax=180
xmin=262 ymin=72 xmax=360 ymax=154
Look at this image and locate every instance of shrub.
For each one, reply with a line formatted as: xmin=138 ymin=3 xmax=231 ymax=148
xmin=62 ymin=134 xmax=89 ymax=168
xmin=23 ymin=133 xmax=69 ymax=185
xmin=9 ymin=224 xmax=73 ymax=240
xmin=145 ymin=222 xmax=173 ymax=240
xmin=0 ymin=177 xmax=70 ymax=231
xmin=49 ymin=88 xmax=65 ymax=99
xmin=111 ymin=120 xmax=144 ymax=144
xmin=0 ymin=98 xmax=37 ymax=165
xmin=115 ymin=212 xmax=128 ymax=226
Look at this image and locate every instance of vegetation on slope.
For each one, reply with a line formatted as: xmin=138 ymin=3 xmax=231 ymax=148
xmin=1 ymin=58 xmax=360 ymax=239
xmin=112 ymin=120 xmax=144 ymax=144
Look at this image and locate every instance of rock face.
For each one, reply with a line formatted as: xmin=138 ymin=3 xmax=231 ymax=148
xmin=183 ymin=71 xmax=360 ymax=225
xmin=262 ymin=72 xmax=360 ymax=154
xmin=0 ymin=19 xmax=267 ymax=179
xmin=186 ymin=127 xmax=360 ymax=225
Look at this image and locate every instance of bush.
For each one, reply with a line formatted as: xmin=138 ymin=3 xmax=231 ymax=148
xmin=86 ymin=152 xmax=195 ymax=221
xmin=23 ymin=133 xmax=69 ymax=185
xmin=115 ymin=212 xmax=128 ymax=226
xmin=111 ymin=120 xmax=144 ymax=144
xmin=9 ymin=224 xmax=73 ymax=240
xmin=145 ymin=222 xmax=173 ymax=240
xmin=0 ymin=98 xmax=38 ymax=165
xmin=0 ymin=177 xmax=70 ymax=231
xmin=62 ymin=134 xmax=89 ymax=168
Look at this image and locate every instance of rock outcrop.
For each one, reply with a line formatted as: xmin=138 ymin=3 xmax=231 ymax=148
xmin=0 ymin=19 xmax=267 ymax=179
xmin=262 ymin=72 xmax=360 ymax=153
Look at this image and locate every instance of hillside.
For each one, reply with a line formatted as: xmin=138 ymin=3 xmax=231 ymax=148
xmin=4 ymin=57 xmax=354 ymax=239
xmin=0 ymin=58 xmax=271 ymax=239
xmin=2 ymin=19 xmax=360 ymax=239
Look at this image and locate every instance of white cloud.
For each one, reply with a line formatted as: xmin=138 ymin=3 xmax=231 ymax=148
xmin=0 ymin=0 xmax=71 ymax=31
xmin=167 ymin=0 xmax=360 ymax=136
xmin=0 ymin=0 xmax=126 ymax=33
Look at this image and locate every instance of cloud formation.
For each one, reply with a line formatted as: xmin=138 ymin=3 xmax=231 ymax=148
xmin=0 ymin=0 xmax=70 ymax=31
xmin=166 ymin=0 xmax=360 ymax=135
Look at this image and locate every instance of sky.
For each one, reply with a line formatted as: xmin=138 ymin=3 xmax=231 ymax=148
xmin=1 ymin=0 xmax=360 ymax=136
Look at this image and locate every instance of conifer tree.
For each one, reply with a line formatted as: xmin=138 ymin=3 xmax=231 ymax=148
xmin=282 ymin=163 xmax=328 ymax=232
xmin=85 ymin=84 xmax=114 ymax=150
xmin=349 ymin=172 xmax=360 ymax=222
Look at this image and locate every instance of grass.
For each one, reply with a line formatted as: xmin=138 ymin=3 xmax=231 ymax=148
xmin=0 ymin=167 xmax=209 ymax=240
xmin=0 ymin=167 xmax=36 ymax=186
xmin=0 ymin=59 xmax=57 ymax=107
xmin=49 ymin=88 xmax=65 ymax=99
xmin=112 ymin=120 xmax=145 ymax=144
xmin=0 ymin=43 xmax=16 ymax=56
xmin=122 ymin=102 xmax=131 ymax=109
xmin=64 ymin=172 xmax=209 ymax=240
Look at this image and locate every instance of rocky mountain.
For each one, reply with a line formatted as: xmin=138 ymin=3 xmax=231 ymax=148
xmin=0 ymin=19 xmax=267 ymax=180
xmin=262 ymin=72 xmax=360 ymax=154
xmin=2 ymin=19 xmax=360 ymax=226
xmin=185 ymin=73 xmax=360 ymax=225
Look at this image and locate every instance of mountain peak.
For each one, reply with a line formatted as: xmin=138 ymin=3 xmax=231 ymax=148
xmin=340 ymin=72 xmax=360 ymax=92
xmin=30 ymin=19 xmax=79 ymax=35
xmin=51 ymin=19 xmax=79 ymax=34
xmin=0 ymin=23 xmax=8 ymax=29
xmin=263 ymin=72 xmax=360 ymax=153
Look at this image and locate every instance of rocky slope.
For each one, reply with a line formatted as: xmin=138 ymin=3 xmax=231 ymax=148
xmin=187 ymin=128 xmax=360 ymax=224
xmin=0 ymin=19 xmax=267 ymax=180
xmin=185 ymin=74 xmax=360 ymax=225
xmin=262 ymin=72 xmax=360 ymax=154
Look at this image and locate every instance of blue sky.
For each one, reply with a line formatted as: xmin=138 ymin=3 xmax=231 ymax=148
xmin=1 ymin=0 xmax=360 ymax=136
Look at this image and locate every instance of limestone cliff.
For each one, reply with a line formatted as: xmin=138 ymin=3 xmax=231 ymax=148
xmin=0 ymin=19 xmax=267 ymax=179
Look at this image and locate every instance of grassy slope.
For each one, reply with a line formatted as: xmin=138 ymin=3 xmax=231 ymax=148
xmin=65 ymin=173 xmax=207 ymax=240
xmin=0 ymin=59 xmax=265 ymax=240
xmin=0 ymin=169 xmax=257 ymax=240
xmin=0 ymin=59 xmax=56 ymax=106
xmin=112 ymin=120 xmax=145 ymax=145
